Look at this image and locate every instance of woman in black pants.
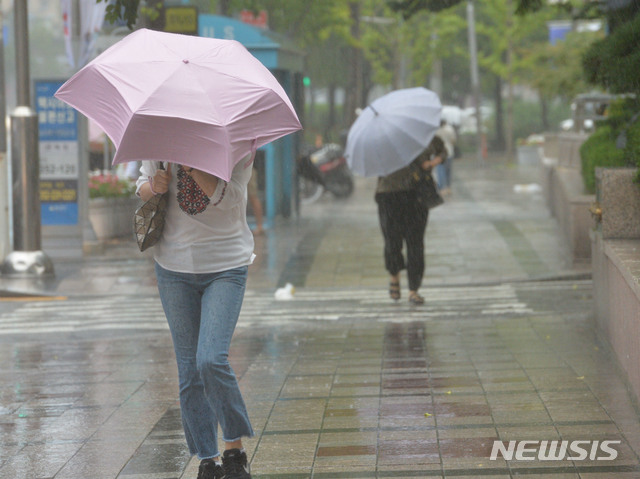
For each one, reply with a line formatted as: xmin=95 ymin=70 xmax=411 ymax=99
xmin=375 ymin=136 xmax=445 ymax=305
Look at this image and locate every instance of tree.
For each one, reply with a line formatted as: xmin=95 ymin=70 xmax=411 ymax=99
xmin=582 ymin=7 xmax=640 ymax=96
xmin=388 ymin=0 xmax=578 ymax=18
xmin=387 ymin=0 xmax=465 ymax=17
xmin=404 ymin=6 xmax=467 ymax=101
xmin=521 ymin=29 xmax=602 ymax=129
xmin=98 ymin=0 xmax=141 ymax=29
xmin=475 ymin=0 xmax=555 ymax=155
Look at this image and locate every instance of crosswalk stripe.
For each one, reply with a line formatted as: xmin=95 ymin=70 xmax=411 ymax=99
xmin=0 ymin=282 xmax=591 ymax=336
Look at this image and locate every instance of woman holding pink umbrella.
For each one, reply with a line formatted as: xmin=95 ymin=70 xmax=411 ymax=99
xmin=137 ymin=158 xmax=254 ymax=479
xmin=56 ymin=29 xmax=302 ymax=479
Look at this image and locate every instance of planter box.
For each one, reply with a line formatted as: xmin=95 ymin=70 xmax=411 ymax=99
xmin=540 ymin=132 xmax=593 ymax=266
xmin=591 ymin=233 xmax=640 ymax=403
xmin=592 ymin=167 xmax=640 ymax=403
xmin=596 ymin=167 xmax=640 ymax=239
xmin=557 ymin=131 xmax=588 ymax=168
xmin=544 ymin=166 xmax=593 ymax=266
xmin=516 ymin=145 xmax=540 ymax=166
xmin=89 ymin=196 xmax=139 ymax=241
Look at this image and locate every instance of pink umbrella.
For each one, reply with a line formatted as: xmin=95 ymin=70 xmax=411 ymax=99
xmin=55 ymin=28 xmax=302 ymax=182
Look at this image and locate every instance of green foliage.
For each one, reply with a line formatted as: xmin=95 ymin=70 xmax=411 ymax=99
xmin=626 ymin=120 xmax=640 ymax=183
xmin=581 ymin=7 xmax=640 ymax=188
xmin=99 ymin=0 xmax=163 ymax=29
xmin=99 ymin=0 xmax=139 ymax=29
xmin=407 ymin=7 xmax=467 ymax=91
xmin=387 ymin=0 xmax=465 ymax=18
xmin=580 ymin=125 xmax=628 ymax=194
xmin=514 ymin=0 xmax=544 ymax=15
xmin=583 ymin=13 xmax=640 ymax=95
xmin=522 ymin=29 xmax=602 ymax=101
xmin=388 ymin=0 xmax=575 ymax=18
xmin=484 ymin=99 xmax=571 ymax=146
xmin=303 ymin=103 xmax=345 ymax=145
xmin=577 ymin=98 xmax=640 ymax=191
xmin=610 ymin=99 xmax=640 ymax=184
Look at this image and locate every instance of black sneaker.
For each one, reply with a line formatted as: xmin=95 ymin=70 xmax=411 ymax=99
xmin=197 ymin=458 xmax=224 ymax=479
xmin=222 ymin=448 xmax=251 ymax=479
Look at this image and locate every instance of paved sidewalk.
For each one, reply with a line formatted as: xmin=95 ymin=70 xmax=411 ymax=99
xmin=1 ymin=156 xmax=639 ymax=478
xmin=2 ymin=155 xmax=587 ymax=297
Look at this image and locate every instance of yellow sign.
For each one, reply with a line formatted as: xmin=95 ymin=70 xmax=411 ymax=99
xmin=165 ymin=7 xmax=198 ymax=34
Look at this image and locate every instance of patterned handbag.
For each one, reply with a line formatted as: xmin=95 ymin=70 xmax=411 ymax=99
xmin=133 ymin=164 xmax=169 ymax=252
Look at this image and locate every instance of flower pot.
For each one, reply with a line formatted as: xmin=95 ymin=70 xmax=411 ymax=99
xmin=89 ymin=196 xmax=139 ymax=240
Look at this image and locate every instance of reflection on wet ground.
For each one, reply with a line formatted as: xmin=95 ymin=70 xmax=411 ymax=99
xmin=1 ymin=157 xmax=638 ymax=478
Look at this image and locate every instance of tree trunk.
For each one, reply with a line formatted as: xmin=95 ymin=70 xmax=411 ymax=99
xmin=540 ymin=95 xmax=549 ymax=131
xmin=217 ymin=0 xmax=232 ymax=16
xmin=505 ymin=0 xmax=514 ymax=161
xmin=493 ymin=75 xmax=505 ymax=151
xmin=325 ymin=83 xmax=337 ymax=140
xmin=344 ymin=2 xmax=362 ymax=128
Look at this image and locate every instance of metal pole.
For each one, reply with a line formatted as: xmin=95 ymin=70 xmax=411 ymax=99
xmin=466 ymin=1 xmax=483 ymax=162
xmin=0 ymin=0 xmax=54 ymax=277
xmin=14 ymin=0 xmax=30 ymax=106
xmin=0 ymin=9 xmax=8 ymax=260
xmin=71 ymin=0 xmax=95 ymax=246
xmin=0 ymin=10 xmax=6 ymax=155
xmin=10 ymin=107 xmax=40 ymax=251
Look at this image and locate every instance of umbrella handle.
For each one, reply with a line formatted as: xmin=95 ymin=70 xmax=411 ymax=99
xmin=244 ymin=139 xmax=258 ymax=168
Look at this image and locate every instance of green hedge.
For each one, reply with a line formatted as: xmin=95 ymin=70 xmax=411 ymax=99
xmin=625 ymin=119 xmax=640 ymax=183
xmin=581 ymin=11 xmax=640 ymax=189
xmin=580 ymin=125 xmax=626 ymax=194
xmin=579 ymin=98 xmax=640 ymax=193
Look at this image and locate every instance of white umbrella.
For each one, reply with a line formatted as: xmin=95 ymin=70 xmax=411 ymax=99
xmin=345 ymin=87 xmax=442 ymax=177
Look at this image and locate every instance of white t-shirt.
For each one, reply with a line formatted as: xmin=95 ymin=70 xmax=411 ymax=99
xmin=436 ymin=124 xmax=457 ymax=159
xmin=136 ymin=158 xmax=255 ymax=274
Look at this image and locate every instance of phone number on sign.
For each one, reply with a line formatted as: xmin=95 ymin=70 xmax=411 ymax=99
xmin=40 ymin=163 xmax=77 ymax=177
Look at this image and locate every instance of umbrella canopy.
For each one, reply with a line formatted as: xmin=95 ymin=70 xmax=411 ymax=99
xmin=345 ymin=87 xmax=441 ymax=177
xmin=55 ymin=28 xmax=302 ymax=182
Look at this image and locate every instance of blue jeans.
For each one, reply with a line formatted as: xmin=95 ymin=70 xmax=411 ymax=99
xmin=155 ymin=263 xmax=254 ymax=460
xmin=435 ymin=155 xmax=453 ymax=190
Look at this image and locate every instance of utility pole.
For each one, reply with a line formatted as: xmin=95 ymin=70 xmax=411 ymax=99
xmin=466 ymin=0 xmax=484 ymax=163
xmin=1 ymin=0 xmax=54 ymax=277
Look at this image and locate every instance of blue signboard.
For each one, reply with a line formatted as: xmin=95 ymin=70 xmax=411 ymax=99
xmin=35 ymin=80 xmax=79 ymax=226
xmin=547 ymin=21 xmax=572 ymax=46
xmin=198 ymin=14 xmax=279 ymax=68
xmin=36 ymin=81 xmax=78 ymax=141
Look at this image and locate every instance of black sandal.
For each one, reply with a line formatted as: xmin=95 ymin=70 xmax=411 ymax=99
xmin=389 ymin=281 xmax=401 ymax=301
xmin=409 ymin=292 xmax=425 ymax=305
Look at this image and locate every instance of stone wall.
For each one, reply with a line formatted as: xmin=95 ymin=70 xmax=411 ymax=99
xmin=592 ymin=235 xmax=640 ymax=401
xmin=591 ymin=167 xmax=640 ymax=402
xmin=541 ymin=132 xmax=592 ymax=266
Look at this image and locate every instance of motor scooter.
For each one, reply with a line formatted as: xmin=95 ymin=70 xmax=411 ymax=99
xmin=297 ymin=143 xmax=354 ymax=204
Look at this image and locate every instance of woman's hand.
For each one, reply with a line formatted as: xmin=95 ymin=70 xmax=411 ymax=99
xmin=152 ymin=163 xmax=172 ymax=193
xmin=421 ymin=155 xmax=443 ymax=171
xmin=185 ymin=167 xmax=219 ymax=197
xmin=139 ymin=163 xmax=171 ymax=202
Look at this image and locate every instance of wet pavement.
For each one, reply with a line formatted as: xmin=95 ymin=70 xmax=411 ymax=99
xmin=1 ymin=156 xmax=639 ymax=478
